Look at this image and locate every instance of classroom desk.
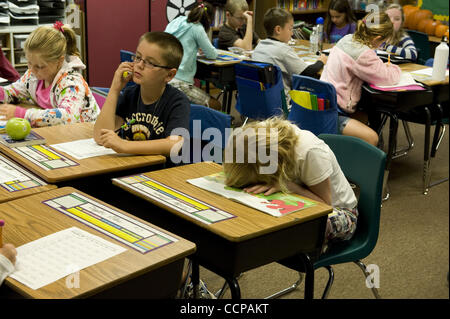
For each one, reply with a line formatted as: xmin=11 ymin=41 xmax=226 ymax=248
xmin=0 ymin=153 xmax=56 ymax=203
xmin=361 ymin=63 xmax=448 ymax=195
xmin=0 ymin=186 xmax=196 ymax=299
xmin=111 ymin=162 xmax=332 ymax=299
xmin=0 ymin=122 xmax=166 ymax=186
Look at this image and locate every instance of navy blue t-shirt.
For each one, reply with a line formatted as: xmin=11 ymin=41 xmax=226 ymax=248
xmin=116 ymin=84 xmax=190 ymax=141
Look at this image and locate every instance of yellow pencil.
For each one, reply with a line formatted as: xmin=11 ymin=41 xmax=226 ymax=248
xmin=388 ymin=54 xmax=390 ymax=65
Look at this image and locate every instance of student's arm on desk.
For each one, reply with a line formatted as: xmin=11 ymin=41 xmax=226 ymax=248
xmin=93 ymin=62 xmax=133 ymax=143
xmin=99 ymin=133 xmax=183 ymax=156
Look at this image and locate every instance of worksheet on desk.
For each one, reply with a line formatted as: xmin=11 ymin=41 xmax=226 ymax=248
xmin=9 ymin=227 xmax=126 ymax=290
xmin=51 ymin=138 xmax=117 ymax=159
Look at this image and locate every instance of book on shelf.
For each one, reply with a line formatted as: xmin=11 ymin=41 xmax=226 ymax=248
xmin=187 ymin=172 xmax=317 ymax=217
xmin=0 ymin=131 xmax=46 ymax=148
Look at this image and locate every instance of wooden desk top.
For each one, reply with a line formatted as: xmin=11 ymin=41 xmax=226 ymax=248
xmin=0 ymin=122 xmax=166 ymax=183
xmin=400 ymin=63 xmax=449 ymax=86
xmin=113 ymin=162 xmax=332 ymax=243
xmin=0 ymin=187 xmax=196 ymax=299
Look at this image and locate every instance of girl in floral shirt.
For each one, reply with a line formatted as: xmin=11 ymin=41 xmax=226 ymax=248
xmin=0 ymin=22 xmax=99 ymax=127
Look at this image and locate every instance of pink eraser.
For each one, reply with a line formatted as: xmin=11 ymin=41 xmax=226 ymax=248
xmin=0 ymin=220 xmax=4 ymax=226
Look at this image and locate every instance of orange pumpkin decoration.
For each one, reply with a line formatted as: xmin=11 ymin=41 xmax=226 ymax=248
xmin=403 ymin=6 xmax=419 ymax=29
xmin=445 ymin=31 xmax=449 ymax=40
xmin=417 ymin=19 xmax=432 ymax=33
xmin=425 ymin=20 xmax=441 ymax=36
xmin=410 ymin=10 xmax=434 ymax=30
xmin=435 ymin=24 xmax=449 ymax=38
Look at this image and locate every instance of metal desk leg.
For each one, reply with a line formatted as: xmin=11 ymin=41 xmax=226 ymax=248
xmin=299 ymin=253 xmax=315 ymax=299
xmin=226 ymin=277 xmax=241 ymax=299
xmin=191 ymin=258 xmax=201 ymax=299
xmin=383 ymin=113 xmax=399 ymax=200
xmin=423 ymin=106 xmax=432 ymax=195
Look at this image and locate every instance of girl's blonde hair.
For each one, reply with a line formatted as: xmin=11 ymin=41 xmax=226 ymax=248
xmin=24 ymin=24 xmax=80 ymax=62
xmin=353 ymin=11 xmax=394 ymax=48
xmin=223 ymin=117 xmax=300 ymax=193
xmin=225 ymin=0 xmax=249 ymax=15
xmin=384 ymin=3 xmax=406 ymax=46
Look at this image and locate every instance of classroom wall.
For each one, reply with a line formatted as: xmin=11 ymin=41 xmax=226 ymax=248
xmin=86 ymin=0 xmax=149 ymax=87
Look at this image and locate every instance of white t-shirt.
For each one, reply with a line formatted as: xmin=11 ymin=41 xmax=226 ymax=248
xmin=292 ymin=126 xmax=357 ymax=209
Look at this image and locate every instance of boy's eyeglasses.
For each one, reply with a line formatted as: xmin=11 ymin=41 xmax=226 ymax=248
xmin=131 ymin=55 xmax=172 ymax=69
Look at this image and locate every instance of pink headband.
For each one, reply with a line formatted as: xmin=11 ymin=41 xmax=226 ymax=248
xmin=53 ymin=21 xmax=64 ymax=33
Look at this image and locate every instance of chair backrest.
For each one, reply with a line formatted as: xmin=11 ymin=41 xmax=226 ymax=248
xmin=316 ymin=134 xmax=386 ymax=266
xmin=120 ymin=49 xmax=136 ymax=87
xmin=234 ymin=61 xmax=287 ymax=120
xmin=288 ymin=74 xmax=338 ymax=136
xmin=212 ymin=37 xmax=219 ymax=49
xmin=186 ymin=104 xmax=232 ymax=164
xmin=407 ymin=30 xmax=431 ymax=65
xmin=91 ymin=90 xmax=106 ymax=109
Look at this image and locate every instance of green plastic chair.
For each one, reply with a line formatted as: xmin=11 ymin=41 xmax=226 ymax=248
xmin=407 ymin=30 xmax=431 ymax=65
xmin=268 ymin=134 xmax=386 ymax=299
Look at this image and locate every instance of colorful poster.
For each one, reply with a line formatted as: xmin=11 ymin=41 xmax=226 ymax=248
xmin=187 ymin=172 xmax=317 ymax=217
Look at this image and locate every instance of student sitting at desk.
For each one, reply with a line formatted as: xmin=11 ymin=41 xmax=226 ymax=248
xmin=320 ymin=12 xmax=401 ymax=146
xmin=252 ymin=8 xmax=327 ymax=102
xmin=0 ymin=243 xmax=16 ymax=286
xmin=223 ymin=117 xmax=359 ymax=252
xmin=94 ymin=32 xmax=190 ymax=157
xmin=218 ymin=0 xmax=259 ymax=51
xmin=0 ymin=22 xmax=99 ymax=127
xmin=379 ymin=4 xmax=417 ymax=61
xmin=165 ymin=2 xmax=221 ymax=110
xmin=324 ymin=0 xmax=357 ymax=44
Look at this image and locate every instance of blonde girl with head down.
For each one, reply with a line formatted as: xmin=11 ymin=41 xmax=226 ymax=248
xmin=0 ymin=22 xmax=99 ymax=127
xmin=223 ymin=117 xmax=359 ymax=250
xmin=320 ymin=11 xmax=402 ymax=146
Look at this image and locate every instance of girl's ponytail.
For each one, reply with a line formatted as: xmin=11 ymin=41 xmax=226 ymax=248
xmin=61 ymin=25 xmax=81 ymax=58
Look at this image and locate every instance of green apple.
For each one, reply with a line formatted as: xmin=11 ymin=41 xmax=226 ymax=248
xmin=6 ymin=117 xmax=31 ymax=140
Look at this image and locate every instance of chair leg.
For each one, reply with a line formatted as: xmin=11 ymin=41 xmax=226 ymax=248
xmin=392 ymin=121 xmax=415 ymax=159
xmin=354 ymin=260 xmax=382 ymax=299
xmin=321 ymin=266 xmax=334 ymax=299
xmin=265 ymin=272 xmax=304 ymax=299
xmin=382 ymin=170 xmax=390 ymax=201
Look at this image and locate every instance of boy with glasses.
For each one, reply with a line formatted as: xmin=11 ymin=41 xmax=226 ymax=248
xmin=218 ymin=0 xmax=259 ymax=51
xmin=94 ymin=32 xmax=190 ymax=158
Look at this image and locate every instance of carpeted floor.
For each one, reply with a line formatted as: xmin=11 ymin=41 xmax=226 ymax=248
xmin=196 ymin=109 xmax=449 ymax=299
